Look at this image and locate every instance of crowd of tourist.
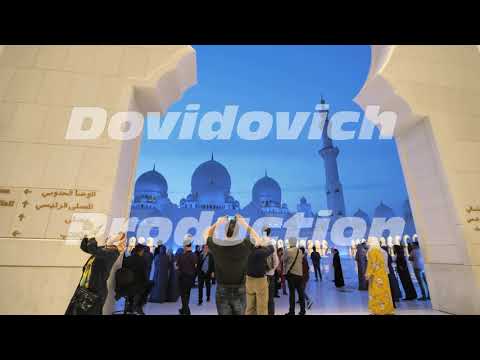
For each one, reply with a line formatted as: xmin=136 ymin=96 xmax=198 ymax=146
xmin=65 ymin=215 xmax=430 ymax=316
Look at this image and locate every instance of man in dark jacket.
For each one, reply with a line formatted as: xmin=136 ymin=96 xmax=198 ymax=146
xmin=142 ymin=244 xmax=154 ymax=280
xmin=193 ymin=245 xmax=202 ymax=287
xmin=283 ymin=238 xmax=306 ymax=315
xmin=245 ymin=236 xmax=274 ymax=315
xmin=310 ymin=246 xmax=322 ymax=281
xmin=123 ymin=244 xmax=153 ymax=315
xmin=197 ymin=244 xmax=215 ymax=305
xmin=177 ymin=234 xmax=198 ymax=315
xmin=204 ymin=214 xmax=260 ymax=315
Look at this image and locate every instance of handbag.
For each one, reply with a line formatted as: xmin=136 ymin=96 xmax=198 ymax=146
xmin=265 ymin=254 xmax=274 ymax=272
xmin=72 ymin=286 xmax=100 ymax=313
xmin=71 ymin=256 xmax=100 ymax=314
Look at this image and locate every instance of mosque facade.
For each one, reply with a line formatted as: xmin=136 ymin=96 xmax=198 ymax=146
xmin=129 ymin=156 xmax=417 ymax=250
xmin=128 ymin=154 xmax=306 ymax=248
xmin=129 ymin=100 xmax=417 ymax=249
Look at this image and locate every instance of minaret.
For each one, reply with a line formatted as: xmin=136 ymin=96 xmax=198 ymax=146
xmin=318 ymin=97 xmax=346 ymax=220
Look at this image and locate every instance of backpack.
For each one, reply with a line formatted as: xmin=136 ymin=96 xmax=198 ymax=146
xmin=115 ymin=267 xmax=135 ymax=298
xmin=265 ymin=255 xmax=275 ymax=272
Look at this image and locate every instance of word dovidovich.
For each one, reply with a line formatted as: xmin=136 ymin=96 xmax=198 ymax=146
xmin=65 ymin=103 xmax=397 ymax=141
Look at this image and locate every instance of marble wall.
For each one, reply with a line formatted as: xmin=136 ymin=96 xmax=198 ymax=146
xmin=356 ymin=45 xmax=480 ymax=314
xmin=0 ymin=45 xmax=196 ymax=314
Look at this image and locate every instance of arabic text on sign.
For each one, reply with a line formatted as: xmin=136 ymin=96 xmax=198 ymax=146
xmin=0 ymin=200 xmax=15 ymax=207
xmin=466 ymin=206 xmax=480 ymax=214
xmin=41 ymin=189 xmax=97 ymax=199
xmin=35 ymin=202 xmax=94 ymax=211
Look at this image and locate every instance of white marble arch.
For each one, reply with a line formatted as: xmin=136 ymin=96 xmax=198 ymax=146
xmin=355 ymin=45 xmax=480 ymax=314
xmin=0 ymin=46 xmax=196 ymax=314
xmin=1 ymin=45 xmax=480 ymax=315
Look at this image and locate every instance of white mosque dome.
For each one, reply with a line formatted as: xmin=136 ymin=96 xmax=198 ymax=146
xmin=135 ymin=166 xmax=168 ymax=196
xmin=252 ymin=171 xmax=281 ymax=206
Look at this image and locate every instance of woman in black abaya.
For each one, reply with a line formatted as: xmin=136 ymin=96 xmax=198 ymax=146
xmin=166 ymin=248 xmax=181 ymax=302
xmin=394 ymin=245 xmax=417 ymax=300
xmin=382 ymin=245 xmax=402 ymax=307
xmin=332 ymin=249 xmax=345 ymax=288
xmin=149 ymin=245 xmax=170 ymax=303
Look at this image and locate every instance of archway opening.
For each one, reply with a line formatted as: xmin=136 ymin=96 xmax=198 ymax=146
xmin=123 ymin=45 xmax=435 ymax=314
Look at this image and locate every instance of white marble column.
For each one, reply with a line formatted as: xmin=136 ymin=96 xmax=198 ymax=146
xmin=0 ymin=45 xmax=196 ymax=314
xmin=356 ymin=45 xmax=480 ymax=314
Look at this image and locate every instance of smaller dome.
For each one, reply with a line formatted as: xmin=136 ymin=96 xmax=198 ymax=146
xmin=135 ymin=166 xmax=168 ymax=195
xmin=252 ymin=172 xmax=281 ymax=206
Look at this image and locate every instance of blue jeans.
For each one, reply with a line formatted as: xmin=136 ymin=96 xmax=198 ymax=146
xmin=414 ymin=268 xmax=430 ymax=299
xmin=215 ymin=285 xmax=246 ymax=315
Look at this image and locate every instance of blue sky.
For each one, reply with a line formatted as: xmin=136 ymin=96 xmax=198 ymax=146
xmin=135 ymin=45 xmax=409 ymax=217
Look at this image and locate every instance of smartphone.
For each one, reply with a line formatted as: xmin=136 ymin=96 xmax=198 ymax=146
xmin=226 ymin=216 xmax=237 ymax=237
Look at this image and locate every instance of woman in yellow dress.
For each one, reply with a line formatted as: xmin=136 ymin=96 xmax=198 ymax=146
xmin=365 ymin=237 xmax=395 ymax=315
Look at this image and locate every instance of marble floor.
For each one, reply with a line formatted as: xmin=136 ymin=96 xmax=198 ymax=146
xmin=116 ymin=257 xmax=446 ymax=315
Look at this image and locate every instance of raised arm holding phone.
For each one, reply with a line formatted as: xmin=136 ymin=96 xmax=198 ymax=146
xmin=202 ymin=214 xmax=267 ymax=315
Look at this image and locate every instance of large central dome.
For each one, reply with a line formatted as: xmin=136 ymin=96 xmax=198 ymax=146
xmin=191 ymin=155 xmax=231 ymax=196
